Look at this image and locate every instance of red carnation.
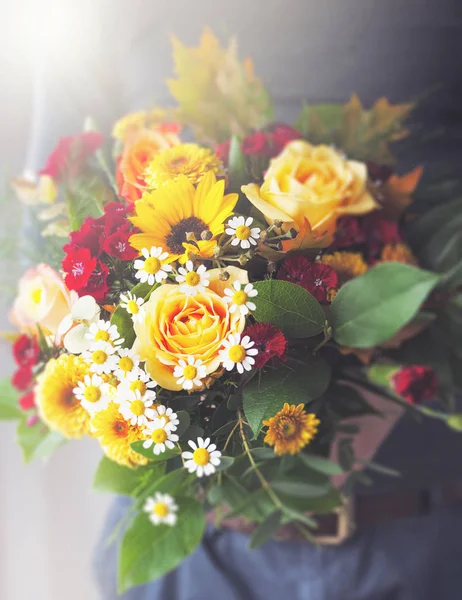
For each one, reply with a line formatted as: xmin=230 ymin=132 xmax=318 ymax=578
xmin=277 ymin=255 xmax=312 ymax=286
xmin=278 ymin=255 xmax=338 ymax=302
xmin=391 ymin=365 xmax=439 ymax=405
xmin=66 ymin=218 xmax=104 ymax=257
xmin=242 ymin=132 xmax=270 ymax=156
xmin=19 ymin=390 xmax=36 ymax=411
xmin=269 ymin=124 xmax=303 ymax=154
xmin=103 ymin=229 xmax=138 ymax=260
xmin=39 ymin=132 xmax=104 ymax=182
xmin=12 ymin=334 xmax=40 ymax=368
xmin=62 ymin=247 xmax=97 ymax=290
xmin=362 ymin=211 xmax=402 ymax=258
xmin=12 ymin=366 xmax=33 ymax=391
xmin=245 ymin=323 xmax=287 ymax=369
xmin=77 ymin=260 xmax=110 ymax=303
xmin=332 ymin=216 xmax=365 ymax=250
xmin=215 ymin=141 xmax=231 ymax=165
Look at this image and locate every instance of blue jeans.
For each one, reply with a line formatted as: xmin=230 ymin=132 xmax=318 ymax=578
xmin=93 ymin=496 xmax=462 ymax=600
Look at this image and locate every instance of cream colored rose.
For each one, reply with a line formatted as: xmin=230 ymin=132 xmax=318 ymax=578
xmin=133 ymin=267 xmax=247 ymax=391
xmin=242 ymin=140 xmax=378 ymax=249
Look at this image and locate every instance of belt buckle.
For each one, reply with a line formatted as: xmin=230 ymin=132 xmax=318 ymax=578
xmin=314 ymin=496 xmax=355 ymax=546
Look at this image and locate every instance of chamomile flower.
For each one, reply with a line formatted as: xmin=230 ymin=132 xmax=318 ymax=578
xmin=173 ymin=357 xmax=207 ymax=391
xmin=182 ymin=437 xmax=221 ymax=478
xmin=119 ymin=389 xmax=156 ymax=427
xmin=85 ymin=320 xmax=124 ymax=347
xmin=119 ymin=291 xmax=145 ymax=324
xmin=223 ymin=281 xmax=258 ymax=316
xmin=73 ymin=374 xmax=110 ymax=415
xmin=83 ymin=341 xmax=119 ymax=375
xmin=143 ymin=493 xmax=178 ymax=526
xmin=152 ymin=405 xmax=180 ymax=431
xmin=134 ymin=246 xmax=172 ymax=285
xmin=116 ymin=369 xmax=157 ymax=404
xmin=113 ymin=348 xmax=141 ymax=381
xmin=142 ymin=419 xmax=179 ymax=455
xmin=225 ymin=216 xmax=261 ymax=249
xmin=175 ymin=261 xmax=210 ymax=296
xmin=219 ymin=333 xmax=258 ymax=374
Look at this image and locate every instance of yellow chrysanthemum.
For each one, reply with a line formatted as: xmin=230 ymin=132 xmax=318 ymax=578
xmin=263 ymin=403 xmax=320 ymax=456
xmin=35 ymin=354 xmax=91 ymax=439
xmin=91 ymin=401 xmax=148 ymax=468
xmin=112 ymin=111 xmax=148 ymax=141
xmin=144 ymin=143 xmax=221 ymax=189
xmin=320 ymin=252 xmax=368 ymax=285
xmin=129 ymin=172 xmax=238 ymax=263
xmin=380 ymin=243 xmax=418 ymax=266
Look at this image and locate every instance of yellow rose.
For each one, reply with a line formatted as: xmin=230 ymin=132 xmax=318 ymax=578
xmin=133 ymin=267 xmax=248 ymax=391
xmin=242 ymin=140 xmax=378 ymax=249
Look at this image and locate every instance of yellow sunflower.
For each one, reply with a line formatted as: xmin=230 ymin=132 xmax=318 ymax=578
xmin=319 ymin=252 xmax=368 ymax=286
xmin=35 ymin=354 xmax=91 ymax=439
xmin=129 ymin=172 xmax=238 ymax=263
xmin=91 ymin=401 xmax=148 ymax=468
xmin=144 ymin=143 xmax=221 ymax=189
xmin=263 ymin=403 xmax=320 ymax=456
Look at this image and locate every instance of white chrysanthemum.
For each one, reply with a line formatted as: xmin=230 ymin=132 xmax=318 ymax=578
xmin=73 ymin=374 xmax=110 ymax=414
xmin=119 ymin=291 xmax=145 ymax=324
xmin=152 ymin=405 xmax=180 ymax=431
xmin=173 ymin=357 xmax=207 ymax=391
xmin=83 ymin=341 xmax=119 ymax=375
xmin=225 ymin=216 xmax=261 ymax=250
xmin=118 ymin=389 xmax=156 ymax=426
xmin=219 ymin=333 xmax=258 ymax=374
xmin=143 ymin=492 xmax=178 ymax=526
xmin=85 ymin=320 xmax=124 ymax=347
xmin=113 ymin=348 xmax=141 ymax=381
xmin=134 ymin=246 xmax=172 ymax=285
xmin=142 ymin=419 xmax=179 ymax=455
xmin=116 ymin=369 xmax=157 ymax=404
xmin=175 ymin=261 xmax=210 ymax=296
xmin=223 ymin=281 xmax=258 ymax=317
xmin=182 ymin=437 xmax=221 ymax=478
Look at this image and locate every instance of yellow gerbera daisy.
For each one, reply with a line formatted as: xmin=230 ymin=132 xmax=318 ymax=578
xmin=112 ymin=111 xmax=147 ymax=141
xmin=263 ymin=403 xmax=320 ymax=456
xmin=129 ymin=172 xmax=238 ymax=263
xmin=91 ymin=401 xmax=148 ymax=468
xmin=319 ymin=252 xmax=368 ymax=286
xmin=144 ymin=143 xmax=221 ymax=189
xmin=35 ymin=354 xmax=91 ymax=439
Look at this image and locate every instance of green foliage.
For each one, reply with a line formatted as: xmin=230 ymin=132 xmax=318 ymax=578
xmin=330 ymin=263 xmax=440 ymax=348
xmin=93 ymin=456 xmax=165 ymax=496
xmin=110 ymin=282 xmax=157 ymax=348
xmin=248 ymin=510 xmax=282 ymax=549
xmin=0 ymin=377 xmax=22 ymax=420
xmin=252 ymin=280 xmax=326 ymax=338
xmin=66 ymin=175 xmax=112 ymax=231
xmin=131 ymin=442 xmax=181 ymax=462
xmin=16 ymin=420 xmax=65 ymax=464
xmin=367 ymin=364 xmax=401 ymax=388
xmin=243 ymin=358 xmax=331 ymax=437
xmin=298 ymin=454 xmax=344 ymax=476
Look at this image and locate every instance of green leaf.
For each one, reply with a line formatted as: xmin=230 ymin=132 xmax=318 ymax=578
xmin=299 ymin=454 xmax=344 ymax=476
xmin=216 ymin=456 xmax=235 ymax=472
xmin=93 ymin=456 xmax=164 ymax=496
xmin=243 ymin=359 xmax=330 ymax=437
xmin=248 ymin=510 xmax=282 ymax=549
xmin=357 ymin=459 xmax=401 ymax=478
xmin=407 ymin=197 xmax=462 ymax=252
xmin=119 ymin=498 xmax=205 ymax=592
xmin=250 ymin=447 xmax=278 ymax=461
xmin=253 ymin=280 xmax=325 ymax=338
xmin=367 ymin=364 xmax=400 ymax=387
xmin=16 ymin=420 xmax=65 ymax=463
xmin=175 ymin=411 xmax=191 ymax=437
xmin=281 ymin=506 xmax=318 ymax=529
xmin=228 ymin=135 xmax=247 ymax=194
xmin=66 ymin=176 xmax=111 ymax=231
xmin=130 ymin=441 xmax=181 ymax=462
xmin=272 ymin=479 xmax=329 ymax=498
xmin=330 ymin=263 xmax=440 ymax=348
xmin=110 ymin=282 xmax=157 ymax=349
xmin=0 ymin=377 xmax=22 ymax=420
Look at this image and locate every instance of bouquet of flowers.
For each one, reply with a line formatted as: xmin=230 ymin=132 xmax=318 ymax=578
xmin=2 ymin=29 xmax=461 ymax=592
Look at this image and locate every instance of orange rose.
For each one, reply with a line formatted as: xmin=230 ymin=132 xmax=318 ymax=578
xmin=116 ymin=129 xmax=180 ymax=203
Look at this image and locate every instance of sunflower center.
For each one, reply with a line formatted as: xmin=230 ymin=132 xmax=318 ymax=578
xmin=185 ymin=271 xmax=201 ymax=286
xmin=229 ymin=344 xmax=246 ymax=363
xmin=232 ymin=290 xmax=248 ymax=306
xmin=169 ymin=156 xmax=189 ymax=170
xmin=119 ymin=357 xmax=134 ymax=372
xmin=83 ymin=385 xmax=101 ymax=403
xmin=144 ymin=257 xmax=161 ymax=274
xmin=152 ymin=428 xmax=168 ymax=444
xmin=113 ymin=419 xmax=129 ymax=438
xmin=166 ymin=217 xmax=208 ymax=254
xmin=95 ymin=330 xmax=110 ymax=342
xmin=183 ymin=365 xmax=197 ymax=380
xmin=131 ymin=399 xmax=145 ymax=416
xmin=193 ymin=447 xmax=210 ymax=466
xmin=92 ymin=350 xmax=107 ymax=365
xmin=235 ymin=225 xmax=251 ymax=240
xmin=127 ymin=299 xmax=140 ymax=314
xmin=153 ymin=502 xmax=169 ymax=517
xmin=281 ymin=420 xmax=297 ymax=437
xmin=130 ymin=380 xmax=147 ymax=395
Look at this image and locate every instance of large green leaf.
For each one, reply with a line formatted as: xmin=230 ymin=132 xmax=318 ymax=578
xmin=93 ymin=456 xmax=164 ymax=496
xmin=0 ymin=377 xmax=22 ymax=420
xmin=243 ymin=358 xmax=331 ymax=437
xmin=330 ymin=263 xmax=439 ymax=348
xmin=252 ymin=280 xmax=326 ymax=338
xmin=119 ymin=497 xmax=205 ymax=592
xmin=16 ymin=420 xmax=65 ymax=463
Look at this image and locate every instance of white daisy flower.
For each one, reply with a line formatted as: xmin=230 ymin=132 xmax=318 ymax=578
xmin=134 ymin=246 xmax=172 ymax=285
xmin=223 ymin=281 xmax=258 ymax=317
xmin=116 ymin=369 xmax=157 ymax=404
xmin=118 ymin=389 xmax=156 ymax=426
xmin=58 ymin=295 xmax=101 ymax=354
xmin=143 ymin=419 xmax=179 ymax=455
xmin=225 ymin=216 xmax=261 ymax=250
xmin=175 ymin=261 xmax=210 ymax=296
xmin=113 ymin=348 xmax=142 ymax=380
xmin=143 ymin=493 xmax=178 ymax=527
xmin=83 ymin=341 xmax=119 ymax=374
xmin=182 ymin=437 xmax=222 ymax=478
xmin=119 ymin=291 xmax=145 ymax=324
xmin=219 ymin=333 xmax=258 ymax=374
xmin=173 ymin=357 xmax=207 ymax=391
xmin=73 ymin=374 xmax=110 ymax=414
xmin=152 ymin=405 xmax=180 ymax=431
xmin=85 ymin=320 xmax=124 ymax=347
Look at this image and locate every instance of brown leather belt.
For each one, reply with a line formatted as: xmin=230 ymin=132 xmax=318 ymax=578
xmin=215 ymin=480 xmax=462 ymax=546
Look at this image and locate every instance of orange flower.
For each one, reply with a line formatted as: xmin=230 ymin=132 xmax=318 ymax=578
xmin=380 ymin=243 xmax=417 ymax=266
xmin=319 ymin=252 xmax=368 ymax=285
xmin=263 ymin=403 xmax=320 ymax=456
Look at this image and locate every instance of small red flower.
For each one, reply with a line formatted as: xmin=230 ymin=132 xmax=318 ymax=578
xmin=242 ymin=132 xmax=270 ymax=156
xmin=391 ymin=365 xmax=438 ymax=405
xmin=277 ymin=255 xmax=338 ymax=302
xmin=245 ymin=323 xmax=287 ymax=369
xmin=332 ymin=216 xmax=365 ymax=250
xmin=269 ymin=124 xmax=303 ymax=154
xmin=277 ymin=255 xmax=312 ymax=286
xmin=362 ymin=211 xmax=402 ymax=258
xmin=66 ymin=218 xmax=104 ymax=257
xmin=39 ymin=132 xmax=104 ymax=182
xmin=12 ymin=366 xmax=34 ymax=391
xmin=215 ymin=141 xmax=231 ymax=165
xmin=77 ymin=260 xmax=110 ymax=303
xmin=19 ymin=390 xmax=36 ymax=411
xmin=62 ymin=247 xmax=97 ymax=290
xmin=103 ymin=229 xmax=138 ymax=260
xmin=367 ymin=161 xmax=393 ymax=184
xmin=12 ymin=334 xmax=40 ymax=368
